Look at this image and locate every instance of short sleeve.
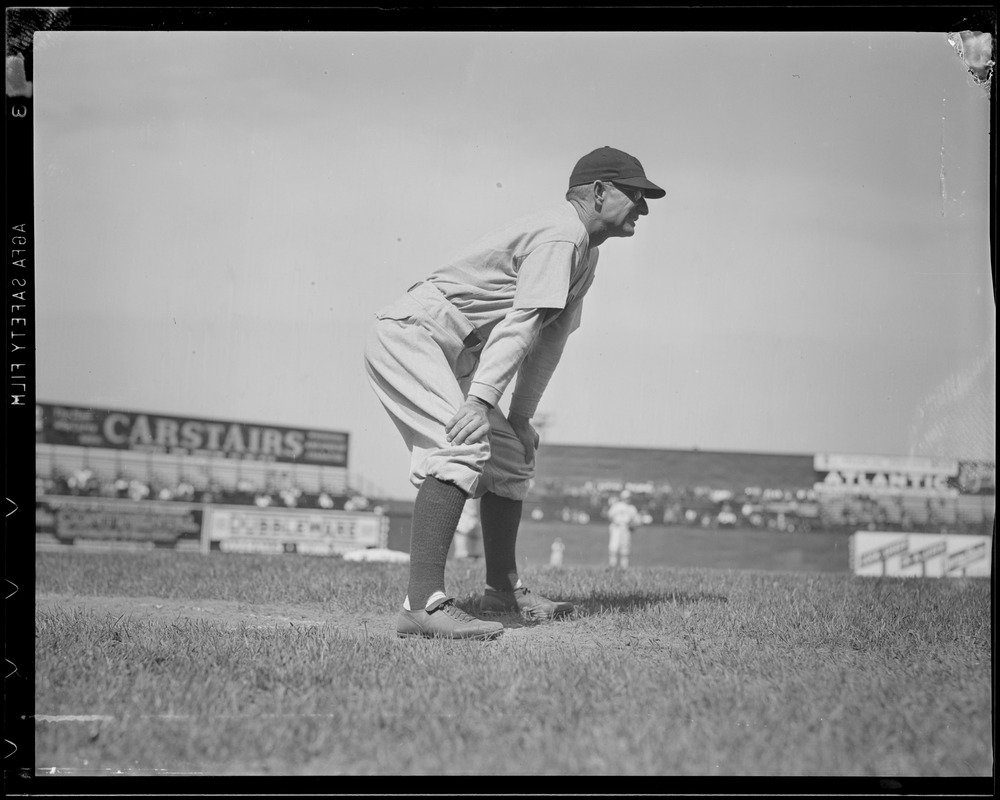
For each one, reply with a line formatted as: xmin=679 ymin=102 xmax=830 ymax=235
xmin=512 ymin=242 xmax=576 ymax=310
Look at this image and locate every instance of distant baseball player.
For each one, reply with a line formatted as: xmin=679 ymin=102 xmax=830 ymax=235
xmin=607 ymin=490 xmax=642 ymax=569
xmin=549 ymin=537 xmax=566 ymax=568
xmin=452 ymin=497 xmax=483 ymax=560
xmin=365 ymin=146 xmax=665 ymax=639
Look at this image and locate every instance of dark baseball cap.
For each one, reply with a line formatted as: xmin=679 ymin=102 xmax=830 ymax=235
xmin=568 ymin=146 xmax=665 ymax=199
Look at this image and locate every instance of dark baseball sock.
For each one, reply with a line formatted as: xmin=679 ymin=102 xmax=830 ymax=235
xmin=480 ymin=491 xmax=522 ymax=593
xmin=406 ymin=476 xmax=469 ymax=610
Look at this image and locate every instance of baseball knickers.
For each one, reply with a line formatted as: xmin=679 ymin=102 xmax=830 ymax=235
xmin=364 ymin=281 xmax=535 ymax=501
xmin=608 ymin=525 xmax=632 ymax=556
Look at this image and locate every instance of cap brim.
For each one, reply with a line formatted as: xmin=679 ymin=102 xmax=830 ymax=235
xmin=614 ymin=176 xmax=666 ymax=200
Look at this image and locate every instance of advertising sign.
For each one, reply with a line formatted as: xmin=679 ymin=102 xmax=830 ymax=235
xmin=206 ymin=506 xmax=386 ymax=556
xmin=849 ymin=531 xmax=992 ymax=578
xmin=35 ymin=496 xmax=204 ymax=552
xmin=36 ymin=402 xmax=349 ymax=467
xmin=814 ymin=453 xmax=961 ymax=497
xmin=954 ymin=461 xmax=996 ymax=495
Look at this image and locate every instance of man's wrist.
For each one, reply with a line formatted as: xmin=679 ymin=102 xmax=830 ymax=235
xmin=468 ymin=394 xmax=493 ymax=409
xmin=468 ymin=382 xmax=502 ymax=409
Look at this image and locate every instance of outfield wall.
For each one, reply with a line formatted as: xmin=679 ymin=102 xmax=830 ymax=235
xmin=35 ymin=496 xmax=387 ymax=556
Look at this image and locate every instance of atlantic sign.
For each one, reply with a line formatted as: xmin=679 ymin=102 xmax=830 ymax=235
xmin=813 ymin=453 xmax=984 ymax=497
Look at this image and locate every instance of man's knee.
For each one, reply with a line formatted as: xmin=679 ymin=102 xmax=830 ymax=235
xmin=477 ymin=475 xmax=531 ymax=502
xmin=413 ymin=441 xmax=491 ymax=498
xmin=479 ymin=453 xmax=533 ymax=501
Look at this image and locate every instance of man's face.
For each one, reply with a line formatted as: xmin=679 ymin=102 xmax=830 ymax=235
xmin=601 ymin=182 xmax=649 ymax=238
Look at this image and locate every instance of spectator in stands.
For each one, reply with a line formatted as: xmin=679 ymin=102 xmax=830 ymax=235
xmin=68 ymin=471 xmax=86 ymax=494
xmin=344 ymin=493 xmax=370 ymax=512
xmin=280 ymin=485 xmax=302 ymax=508
xmin=254 ymin=491 xmax=272 ymax=508
xmin=51 ymin=470 xmax=71 ymax=494
xmin=275 ymin=473 xmax=302 ymax=508
xmin=68 ymin=467 xmax=95 ymax=495
xmin=318 ymin=491 xmax=335 ymax=509
xmin=127 ymin=479 xmax=150 ymax=501
xmin=717 ymin=504 xmax=738 ymax=527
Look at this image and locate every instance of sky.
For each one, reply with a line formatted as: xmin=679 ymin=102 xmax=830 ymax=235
xmin=31 ymin=30 xmax=995 ymax=500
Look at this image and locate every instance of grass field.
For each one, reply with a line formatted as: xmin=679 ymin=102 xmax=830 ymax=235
xmin=505 ymin=520 xmax=854 ymax=573
xmin=31 ymin=540 xmax=993 ymax=781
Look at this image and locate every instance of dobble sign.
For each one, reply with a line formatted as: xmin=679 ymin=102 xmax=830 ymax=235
xmin=207 ymin=506 xmax=385 ymax=556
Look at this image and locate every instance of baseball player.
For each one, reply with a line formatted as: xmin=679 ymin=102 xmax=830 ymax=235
xmin=452 ymin=497 xmax=484 ymax=560
xmin=607 ymin=490 xmax=642 ymax=569
xmin=549 ymin=537 xmax=566 ymax=568
xmin=364 ymin=146 xmax=665 ymax=639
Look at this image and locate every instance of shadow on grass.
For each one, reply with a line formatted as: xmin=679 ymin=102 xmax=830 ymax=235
xmin=455 ymin=588 xmax=727 ymax=626
xmin=572 ymin=588 xmax=729 ymax=614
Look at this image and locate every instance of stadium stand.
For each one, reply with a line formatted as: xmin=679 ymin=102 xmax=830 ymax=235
xmin=526 ymin=444 xmax=994 ymax=536
xmin=35 ymin=403 xmax=994 ymax=539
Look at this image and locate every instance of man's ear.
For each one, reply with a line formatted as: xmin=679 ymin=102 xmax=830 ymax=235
xmin=593 ymin=180 xmax=608 ymax=209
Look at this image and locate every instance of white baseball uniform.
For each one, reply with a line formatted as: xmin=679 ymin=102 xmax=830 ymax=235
xmin=453 ymin=497 xmax=483 ymax=559
xmin=607 ymin=499 xmax=641 ymax=561
xmin=365 ymin=202 xmax=599 ymax=501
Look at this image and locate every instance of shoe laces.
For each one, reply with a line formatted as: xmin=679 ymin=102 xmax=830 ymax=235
xmin=514 ymin=587 xmax=543 ymax=604
xmin=438 ymin=600 xmax=477 ymax=623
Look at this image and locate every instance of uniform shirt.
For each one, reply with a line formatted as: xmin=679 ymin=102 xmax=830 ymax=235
xmin=608 ymin=500 xmax=641 ymax=529
xmin=425 ymin=202 xmax=599 ymax=416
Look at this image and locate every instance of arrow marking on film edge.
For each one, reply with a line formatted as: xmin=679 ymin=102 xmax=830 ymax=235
xmin=6 ymin=580 xmax=18 ymax=599
xmin=4 ymin=739 xmax=16 ymax=758
xmin=6 ymin=498 xmax=17 ymax=517
xmin=6 ymin=659 xmax=17 ymax=679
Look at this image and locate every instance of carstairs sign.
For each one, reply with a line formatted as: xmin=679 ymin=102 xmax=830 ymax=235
xmin=36 ymin=402 xmax=349 ymax=467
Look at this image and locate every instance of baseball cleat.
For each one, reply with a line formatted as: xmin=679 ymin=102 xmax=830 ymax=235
xmin=480 ymin=586 xmax=574 ymax=621
xmin=396 ymin=595 xmax=504 ymax=640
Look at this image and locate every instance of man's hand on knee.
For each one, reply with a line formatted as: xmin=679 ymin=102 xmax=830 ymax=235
xmin=508 ymin=413 xmax=539 ymax=465
xmin=446 ymin=396 xmax=492 ymax=445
